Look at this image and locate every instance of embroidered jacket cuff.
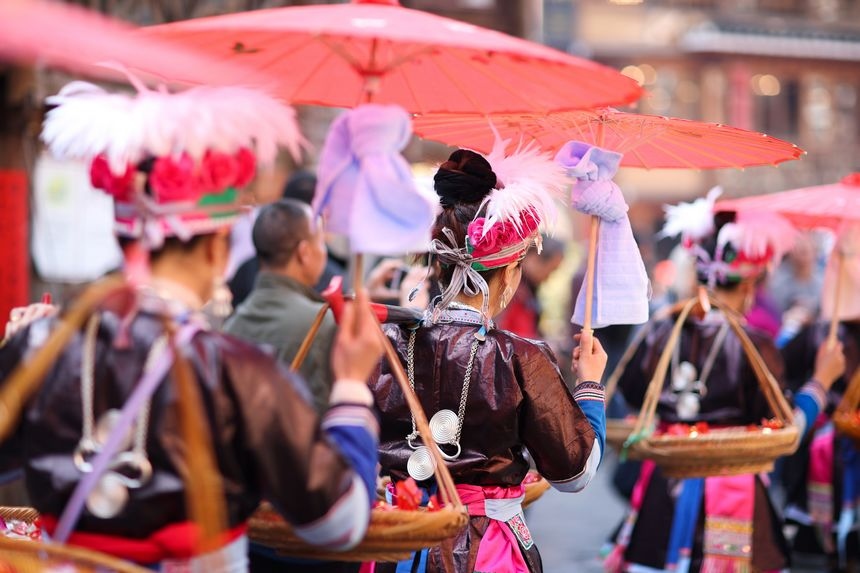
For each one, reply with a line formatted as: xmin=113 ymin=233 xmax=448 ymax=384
xmin=573 ymin=381 xmax=605 ymax=403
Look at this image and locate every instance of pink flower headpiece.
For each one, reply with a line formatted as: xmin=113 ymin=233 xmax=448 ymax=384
xmin=41 ymin=80 xmax=305 ymax=249
xmin=428 ymin=137 xmax=566 ymax=324
xmin=661 ymin=187 xmax=797 ymax=286
xmin=463 ymin=136 xmax=567 ymax=270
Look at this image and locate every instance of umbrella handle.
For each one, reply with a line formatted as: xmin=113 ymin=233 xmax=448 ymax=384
xmin=828 ymin=250 xmax=845 ymax=348
xmin=581 ymin=215 xmax=600 ymax=350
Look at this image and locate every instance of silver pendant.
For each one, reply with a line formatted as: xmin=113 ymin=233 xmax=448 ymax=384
xmin=407 ymin=446 xmax=436 ymax=481
xmin=112 ymin=451 xmax=153 ymax=488
xmin=86 ymin=472 xmax=128 ymax=519
xmin=677 ymin=392 xmax=701 ymax=421
xmin=94 ymin=409 xmax=133 ymax=451
xmin=672 ymin=361 xmax=697 ymax=391
xmin=429 ymin=410 xmax=459 ymax=445
xmin=73 ymin=438 xmax=99 ymax=473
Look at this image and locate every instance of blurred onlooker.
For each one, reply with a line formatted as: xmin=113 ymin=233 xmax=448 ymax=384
xmin=224 ymin=199 xmax=335 ymax=414
xmin=229 ymin=171 xmax=347 ymax=306
xmin=768 ymin=232 xmax=823 ymax=316
xmin=496 ymin=235 xmax=565 ymax=339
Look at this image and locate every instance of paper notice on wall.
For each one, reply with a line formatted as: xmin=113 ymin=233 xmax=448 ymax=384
xmin=31 ymin=154 xmax=122 ymax=283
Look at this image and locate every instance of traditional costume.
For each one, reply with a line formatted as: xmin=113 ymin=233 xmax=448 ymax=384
xmin=369 ymin=141 xmax=607 ymax=573
xmin=781 ymin=230 xmax=860 ymax=570
xmin=0 ymin=81 xmax=378 ymax=571
xmin=606 ymin=192 xmax=826 ymax=573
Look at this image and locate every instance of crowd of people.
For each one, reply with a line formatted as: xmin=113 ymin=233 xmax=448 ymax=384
xmin=0 ymin=79 xmax=858 ymax=573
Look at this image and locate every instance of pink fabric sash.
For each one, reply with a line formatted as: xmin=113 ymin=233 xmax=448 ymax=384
xmin=808 ymin=423 xmax=835 ymax=538
xmin=701 ymin=475 xmax=755 ymax=573
xmin=456 ymin=484 xmax=530 ymax=573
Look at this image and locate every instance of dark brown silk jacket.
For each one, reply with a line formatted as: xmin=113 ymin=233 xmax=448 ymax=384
xmin=371 ymin=318 xmax=597 ymax=487
xmin=618 ymin=313 xmax=785 ymax=425
xmin=0 ymin=308 xmax=355 ymax=540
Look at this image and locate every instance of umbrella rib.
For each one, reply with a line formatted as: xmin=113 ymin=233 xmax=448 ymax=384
xmin=638 ymin=139 xmax=703 ymax=169
xmin=425 ymin=53 xmax=493 ymax=113
xmin=396 ymin=64 xmax=426 ymax=115
xmin=287 ymin=43 xmax=343 ymax=102
xmin=444 ymin=49 xmax=549 ymax=113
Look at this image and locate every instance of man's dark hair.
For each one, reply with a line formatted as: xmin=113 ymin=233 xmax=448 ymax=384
xmin=282 ymin=170 xmax=317 ymax=205
xmin=253 ymin=198 xmax=313 ymax=268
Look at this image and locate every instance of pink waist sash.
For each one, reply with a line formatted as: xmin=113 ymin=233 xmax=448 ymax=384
xmin=456 ymin=484 xmax=531 ymax=573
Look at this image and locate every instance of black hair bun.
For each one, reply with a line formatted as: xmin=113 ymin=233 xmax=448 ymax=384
xmin=434 ymin=149 xmax=497 ymax=208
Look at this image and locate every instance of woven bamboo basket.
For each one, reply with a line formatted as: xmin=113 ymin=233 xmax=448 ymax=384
xmin=0 ymin=536 xmax=149 ymax=573
xmin=248 ymin=317 xmax=468 ymax=561
xmin=623 ymin=295 xmax=800 ymax=479
xmin=249 ymin=473 xmax=549 ymax=563
xmin=834 ymin=366 xmax=860 ymax=445
xmin=249 ymin=503 xmax=467 ymax=562
xmin=606 ymin=418 xmax=637 ymax=451
xmin=0 ymin=277 xmax=231 ymax=570
xmin=522 ymin=474 xmax=550 ymax=508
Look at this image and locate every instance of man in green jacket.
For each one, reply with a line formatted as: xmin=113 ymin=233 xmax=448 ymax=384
xmin=225 ymin=198 xmax=335 ymax=413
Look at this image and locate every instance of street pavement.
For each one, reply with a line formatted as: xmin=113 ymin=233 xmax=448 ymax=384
xmin=527 ymin=451 xmax=627 ymax=573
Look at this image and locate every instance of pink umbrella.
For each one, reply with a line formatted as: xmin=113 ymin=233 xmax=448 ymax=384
xmin=413 ymin=108 xmax=804 ymax=169
xmin=1 ymin=0 xmax=265 ymax=87
xmin=144 ymin=0 xmax=642 ymax=114
xmin=718 ymin=173 xmax=860 ymax=343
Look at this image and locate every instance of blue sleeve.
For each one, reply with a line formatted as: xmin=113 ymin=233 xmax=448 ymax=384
xmin=321 ymin=404 xmax=379 ymax=506
xmin=794 ymin=380 xmax=827 ymax=441
xmin=573 ymin=382 xmax=607 ymax=463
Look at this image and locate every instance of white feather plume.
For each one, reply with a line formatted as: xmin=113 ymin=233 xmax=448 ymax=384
xmin=479 ymin=136 xmax=567 ymax=237
xmin=717 ymin=211 xmax=798 ymax=262
xmin=660 ymin=186 xmax=723 ymax=241
xmin=42 ymin=82 xmax=305 ymax=174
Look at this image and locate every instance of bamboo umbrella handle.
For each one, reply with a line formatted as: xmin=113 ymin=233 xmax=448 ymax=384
xmin=581 ymin=215 xmax=600 ymax=349
xmin=290 ymin=303 xmax=331 ymax=371
xmin=828 ymin=250 xmax=845 ymax=348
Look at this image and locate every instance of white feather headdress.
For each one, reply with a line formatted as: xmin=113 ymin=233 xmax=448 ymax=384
xmin=660 ymin=186 xmax=722 ymax=242
xmin=717 ymin=210 xmax=798 ymax=263
xmin=478 ymin=136 xmax=567 ymax=238
xmin=42 ymin=81 xmax=304 ymax=173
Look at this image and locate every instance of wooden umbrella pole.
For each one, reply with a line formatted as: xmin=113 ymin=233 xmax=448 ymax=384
xmin=290 ymin=303 xmax=331 ymax=371
xmin=828 ymin=250 xmax=845 ymax=347
xmin=375 ymin=326 xmax=460 ymax=508
xmin=352 ymin=253 xmax=365 ymax=294
xmin=580 ymin=123 xmax=607 ymax=350
xmin=582 ymin=215 xmax=600 ymax=339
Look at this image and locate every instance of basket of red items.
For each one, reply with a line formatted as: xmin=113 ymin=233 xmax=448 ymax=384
xmin=249 ymin=478 xmax=468 ymax=562
xmin=622 ymin=295 xmax=800 ymax=479
xmin=833 ymin=369 xmax=860 ymax=444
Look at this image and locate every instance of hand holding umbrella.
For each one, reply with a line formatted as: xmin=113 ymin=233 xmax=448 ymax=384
xmin=556 ymin=141 xmax=650 ymax=343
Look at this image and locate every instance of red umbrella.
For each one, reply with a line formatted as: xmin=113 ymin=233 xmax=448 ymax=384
xmin=718 ymin=174 xmax=860 ymax=343
xmin=144 ymin=0 xmax=642 ymax=114
xmin=412 ymin=108 xmax=804 ymax=169
xmin=1 ymin=0 xmax=265 ymax=87
xmin=413 ymin=107 xmax=804 ymax=334
xmin=717 ymin=173 xmax=860 ymax=230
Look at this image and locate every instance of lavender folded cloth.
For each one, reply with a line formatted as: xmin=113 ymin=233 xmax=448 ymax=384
xmin=313 ymin=104 xmax=434 ymax=255
xmin=556 ymin=141 xmax=649 ymax=328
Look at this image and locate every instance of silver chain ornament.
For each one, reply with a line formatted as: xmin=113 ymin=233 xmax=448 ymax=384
xmin=74 ymin=315 xmax=165 ymax=518
xmin=405 ymin=328 xmax=480 ymax=481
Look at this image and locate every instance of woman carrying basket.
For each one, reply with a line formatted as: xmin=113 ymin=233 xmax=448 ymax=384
xmin=605 ymin=200 xmax=845 ymax=573
xmin=0 ymin=83 xmax=383 ymax=571
xmin=370 ymin=146 xmax=609 ymax=573
xmin=780 ymin=229 xmax=860 ymax=571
